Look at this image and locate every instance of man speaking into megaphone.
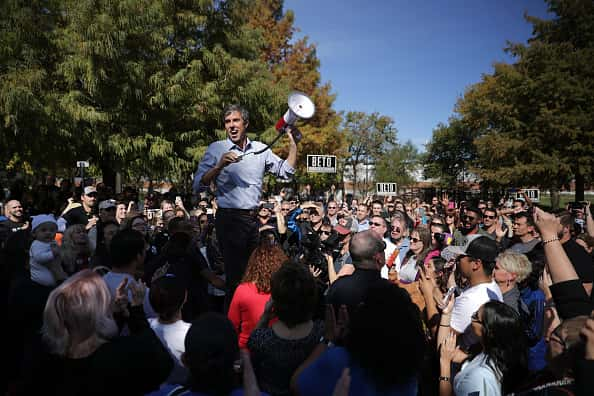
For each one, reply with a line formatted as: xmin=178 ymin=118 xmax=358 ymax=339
xmin=193 ymin=103 xmax=298 ymax=306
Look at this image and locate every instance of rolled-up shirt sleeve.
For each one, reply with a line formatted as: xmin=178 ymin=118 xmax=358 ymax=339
xmin=193 ymin=144 xmax=219 ymax=193
xmin=265 ymin=149 xmax=295 ymax=180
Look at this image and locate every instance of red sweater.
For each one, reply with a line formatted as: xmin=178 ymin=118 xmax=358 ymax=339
xmin=227 ymin=282 xmax=270 ymax=349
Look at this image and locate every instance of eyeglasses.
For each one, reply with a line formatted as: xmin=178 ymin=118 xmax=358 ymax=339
xmin=391 ymin=226 xmax=401 ymax=232
xmin=370 ymin=221 xmax=384 ymax=227
xmin=471 ymin=310 xmax=483 ymax=325
xmin=281 ymin=208 xmax=290 ymax=212
xmin=410 ymin=237 xmax=421 ymax=243
xmin=328 ymin=206 xmax=337 ymax=209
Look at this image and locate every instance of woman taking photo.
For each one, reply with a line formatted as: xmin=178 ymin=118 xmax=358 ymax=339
xmin=439 ymin=300 xmax=528 ymax=396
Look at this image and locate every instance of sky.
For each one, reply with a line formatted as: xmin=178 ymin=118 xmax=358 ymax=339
xmin=284 ymin=0 xmax=553 ymax=149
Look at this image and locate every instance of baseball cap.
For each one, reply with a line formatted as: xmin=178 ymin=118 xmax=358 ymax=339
xmin=32 ymin=214 xmax=58 ymax=232
xmin=83 ymin=186 xmax=97 ymax=196
xmin=441 ymin=234 xmax=498 ymax=265
xmin=99 ymin=199 xmax=117 ymax=210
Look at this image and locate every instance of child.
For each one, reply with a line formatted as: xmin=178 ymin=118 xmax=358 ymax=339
xmin=30 ymin=214 xmax=67 ymax=287
xmin=148 ymin=273 xmax=190 ymax=384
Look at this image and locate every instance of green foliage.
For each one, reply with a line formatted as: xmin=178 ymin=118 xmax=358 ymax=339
xmin=341 ymin=111 xmax=397 ymax=195
xmin=374 ymin=140 xmax=421 ymax=188
xmin=0 ymin=0 xmax=286 ymax=185
xmin=425 ymin=0 xmax=594 ymax=203
xmin=423 ymin=118 xmax=478 ymax=187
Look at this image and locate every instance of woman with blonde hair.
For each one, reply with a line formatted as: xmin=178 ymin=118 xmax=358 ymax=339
xmin=61 ymin=224 xmax=92 ymax=275
xmin=493 ymin=251 xmax=532 ymax=312
xmin=36 ymin=269 xmax=172 ymax=395
xmin=228 ymin=235 xmax=287 ymax=349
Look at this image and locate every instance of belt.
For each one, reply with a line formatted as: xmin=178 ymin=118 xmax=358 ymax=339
xmin=217 ymin=207 xmax=257 ymax=216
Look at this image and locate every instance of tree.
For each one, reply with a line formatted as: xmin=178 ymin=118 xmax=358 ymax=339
xmin=375 ymin=140 xmax=421 ymax=191
xmin=246 ymin=0 xmax=347 ymax=190
xmin=423 ymin=118 xmax=478 ymax=188
xmin=341 ymin=111 xmax=397 ymax=197
xmin=431 ymin=0 xmax=594 ymax=207
xmin=1 ymin=0 xmax=287 ymax=188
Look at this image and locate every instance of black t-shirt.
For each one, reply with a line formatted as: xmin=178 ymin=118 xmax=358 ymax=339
xmin=62 ymin=206 xmax=94 ymax=227
xmin=326 ymin=269 xmax=388 ymax=315
xmin=563 ymin=238 xmax=594 ymax=283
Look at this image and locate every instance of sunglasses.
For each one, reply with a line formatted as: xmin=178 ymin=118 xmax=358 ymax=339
xmin=463 ymin=215 xmax=477 ymax=221
xmin=370 ymin=221 xmax=384 ymax=227
xmin=410 ymin=237 xmax=422 ymax=243
xmin=321 ymin=230 xmax=332 ymax=236
xmin=471 ymin=310 xmax=483 ymax=325
xmin=328 ymin=206 xmax=337 ymax=209
xmin=281 ymin=208 xmax=289 ymax=212
xmin=485 ymin=215 xmax=497 ymax=219
xmin=391 ymin=226 xmax=401 ymax=232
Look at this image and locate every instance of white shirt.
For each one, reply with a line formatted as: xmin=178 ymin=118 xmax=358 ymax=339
xmin=454 ymin=352 xmax=502 ymax=396
xmin=149 ymin=318 xmax=191 ymax=384
xmin=451 ymin=281 xmax=503 ymax=348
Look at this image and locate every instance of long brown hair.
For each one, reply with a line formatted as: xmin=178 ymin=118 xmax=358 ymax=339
xmin=242 ymin=239 xmax=287 ymax=293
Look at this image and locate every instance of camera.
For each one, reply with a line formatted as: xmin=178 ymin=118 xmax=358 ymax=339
xmin=263 ymin=203 xmax=275 ymax=210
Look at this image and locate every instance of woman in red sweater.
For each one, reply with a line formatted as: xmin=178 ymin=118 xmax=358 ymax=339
xmin=228 ymin=235 xmax=287 ymax=349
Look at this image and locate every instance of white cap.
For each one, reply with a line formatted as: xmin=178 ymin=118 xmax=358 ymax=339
xmin=83 ymin=186 xmax=97 ymax=195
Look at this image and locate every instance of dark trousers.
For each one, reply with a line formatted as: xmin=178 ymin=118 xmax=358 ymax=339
xmin=215 ymin=209 xmax=259 ymax=309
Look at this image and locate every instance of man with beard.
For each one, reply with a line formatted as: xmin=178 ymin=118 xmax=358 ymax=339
xmin=193 ymin=104 xmax=297 ymax=303
xmin=0 ymin=200 xmax=28 ymax=233
xmin=453 ymin=206 xmax=492 ymax=246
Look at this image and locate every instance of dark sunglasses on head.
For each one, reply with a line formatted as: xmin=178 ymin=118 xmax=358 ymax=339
xmin=471 ymin=310 xmax=483 ymax=325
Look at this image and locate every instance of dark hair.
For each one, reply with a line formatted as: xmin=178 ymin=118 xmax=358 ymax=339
xmin=110 ymin=230 xmax=145 ymax=268
xmin=515 ymin=211 xmax=535 ymax=228
xmin=347 ymin=281 xmax=426 ymax=388
xmin=223 ymin=104 xmax=249 ymax=126
xmin=184 ymin=313 xmax=238 ymax=395
xmin=271 ymin=261 xmax=317 ymax=328
xmin=481 ymin=301 xmax=528 ymax=394
xmin=150 ymin=275 xmax=186 ymax=321
xmin=465 ymin=206 xmax=483 ymax=219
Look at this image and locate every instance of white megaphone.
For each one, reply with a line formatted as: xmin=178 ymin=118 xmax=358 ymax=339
xmin=274 ymin=91 xmax=315 ymax=143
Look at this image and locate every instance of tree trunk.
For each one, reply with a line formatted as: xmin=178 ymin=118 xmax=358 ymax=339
xmin=100 ymin=162 xmax=117 ymax=190
xmin=575 ymin=171 xmax=585 ymax=202
xmin=550 ymin=187 xmax=560 ymax=210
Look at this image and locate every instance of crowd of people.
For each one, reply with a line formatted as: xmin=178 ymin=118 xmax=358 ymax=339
xmin=1 ymin=103 xmax=594 ymax=395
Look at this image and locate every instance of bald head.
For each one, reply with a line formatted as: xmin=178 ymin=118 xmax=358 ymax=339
xmin=350 ymin=230 xmax=386 ymax=269
xmin=4 ymin=200 xmax=24 ymax=222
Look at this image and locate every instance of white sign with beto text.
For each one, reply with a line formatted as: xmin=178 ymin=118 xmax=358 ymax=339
xmin=376 ymin=183 xmax=397 ymax=196
xmin=306 ymin=155 xmax=336 ymax=173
